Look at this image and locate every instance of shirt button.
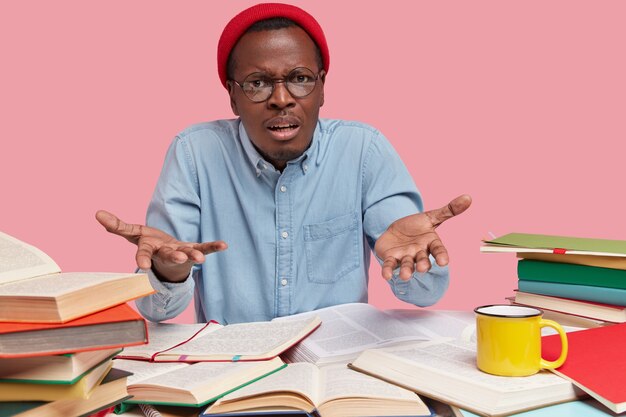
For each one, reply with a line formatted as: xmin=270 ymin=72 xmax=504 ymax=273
xmin=280 ymin=185 xmax=287 ymax=192
xmin=281 ymin=231 xmax=289 ymax=239
xmin=303 ymin=164 xmax=308 ymax=172
xmin=281 ymin=279 xmax=288 ymax=286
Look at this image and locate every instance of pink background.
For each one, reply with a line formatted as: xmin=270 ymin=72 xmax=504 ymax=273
xmin=1 ymin=1 xmax=625 ymax=323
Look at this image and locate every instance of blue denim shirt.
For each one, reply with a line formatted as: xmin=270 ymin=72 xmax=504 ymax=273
xmin=136 ymin=118 xmax=449 ymax=324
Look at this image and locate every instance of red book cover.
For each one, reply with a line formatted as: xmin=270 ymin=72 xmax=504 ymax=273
xmin=0 ymin=303 xmax=148 ymax=358
xmin=542 ymin=323 xmax=626 ymax=413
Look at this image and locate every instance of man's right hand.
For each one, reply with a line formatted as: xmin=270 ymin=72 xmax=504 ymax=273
xmin=95 ymin=210 xmax=227 ymax=283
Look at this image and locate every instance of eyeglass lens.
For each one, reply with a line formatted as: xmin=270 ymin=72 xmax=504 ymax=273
xmin=241 ymin=67 xmax=318 ymax=102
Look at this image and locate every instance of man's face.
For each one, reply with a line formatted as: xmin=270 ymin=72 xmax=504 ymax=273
xmin=227 ymin=26 xmax=325 ymax=171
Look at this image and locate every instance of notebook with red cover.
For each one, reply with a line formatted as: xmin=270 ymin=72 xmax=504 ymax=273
xmin=542 ymin=323 xmax=626 ymax=414
xmin=0 ymin=303 xmax=148 ymax=358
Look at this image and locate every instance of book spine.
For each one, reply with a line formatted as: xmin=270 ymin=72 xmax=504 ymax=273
xmin=518 ymin=281 xmax=626 ymax=307
xmin=518 ymin=260 xmax=626 ymax=289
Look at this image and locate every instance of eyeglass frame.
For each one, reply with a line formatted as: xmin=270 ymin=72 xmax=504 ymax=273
xmin=228 ymin=67 xmax=324 ymax=103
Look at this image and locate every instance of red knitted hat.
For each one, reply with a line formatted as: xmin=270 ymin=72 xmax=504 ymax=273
xmin=217 ymin=3 xmax=330 ymax=88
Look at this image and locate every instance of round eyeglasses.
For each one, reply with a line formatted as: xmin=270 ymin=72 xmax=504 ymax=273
xmin=230 ymin=67 xmax=321 ymax=103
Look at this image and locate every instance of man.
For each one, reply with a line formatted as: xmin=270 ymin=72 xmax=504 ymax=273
xmin=96 ymin=3 xmax=471 ymax=324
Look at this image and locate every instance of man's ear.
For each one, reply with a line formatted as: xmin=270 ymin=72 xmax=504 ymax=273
xmin=319 ymin=70 xmax=326 ymax=107
xmin=227 ymin=81 xmax=239 ymax=116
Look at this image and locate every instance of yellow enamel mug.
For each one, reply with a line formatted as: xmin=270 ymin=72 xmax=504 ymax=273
xmin=474 ymin=304 xmax=568 ymax=376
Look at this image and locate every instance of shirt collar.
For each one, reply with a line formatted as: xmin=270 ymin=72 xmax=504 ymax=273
xmin=238 ymin=119 xmax=321 ymax=176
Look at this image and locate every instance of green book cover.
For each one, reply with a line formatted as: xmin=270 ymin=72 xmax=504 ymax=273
xmin=486 ymin=233 xmax=626 ymax=255
xmin=518 ymin=260 xmax=626 ymax=289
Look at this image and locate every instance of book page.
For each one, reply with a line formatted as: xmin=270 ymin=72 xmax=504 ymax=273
xmin=380 ymin=340 xmax=572 ymax=393
xmin=277 ymin=303 xmax=428 ymax=363
xmin=216 ymin=362 xmax=318 ymax=405
xmin=0 ymin=231 xmax=60 ymax=284
xmin=133 ymin=361 xmax=275 ymax=391
xmin=318 ymin=364 xmax=420 ymax=404
xmin=119 ymin=322 xmax=221 ymax=358
xmin=168 ymin=316 xmax=318 ymax=356
xmin=112 ymin=359 xmax=188 ymax=386
xmin=0 ymin=272 xmax=137 ymax=297
xmin=386 ymin=309 xmax=477 ymax=341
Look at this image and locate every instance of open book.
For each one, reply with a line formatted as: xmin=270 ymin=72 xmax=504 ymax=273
xmin=0 ymin=230 xmax=154 ymax=322
xmin=113 ymin=357 xmax=286 ymax=407
xmin=350 ymin=339 xmax=584 ymax=417
xmin=275 ymin=303 xmax=476 ymax=365
xmin=202 ymin=362 xmax=431 ymax=417
xmin=117 ymin=315 xmax=321 ymax=362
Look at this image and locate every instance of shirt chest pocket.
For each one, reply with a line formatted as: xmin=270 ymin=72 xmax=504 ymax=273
xmin=303 ymin=212 xmax=360 ymax=284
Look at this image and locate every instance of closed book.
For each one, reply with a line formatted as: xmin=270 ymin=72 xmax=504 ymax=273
xmin=0 ymin=347 xmax=121 ymax=384
xmin=517 ymin=280 xmax=626 ymax=307
xmin=0 ymin=359 xmax=112 ymax=401
xmin=543 ymin=322 xmax=626 ymax=414
xmin=519 ymin=252 xmax=626 ymax=270
xmin=481 ymin=233 xmax=626 ymax=257
xmin=513 ymin=291 xmax=626 ymax=323
xmin=0 ymin=367 xmax=131 ymax=417
xmin=0 ymin=303 xmax=148 ymax=358
xmin=518 ymin=260 xmax=626 ymax=289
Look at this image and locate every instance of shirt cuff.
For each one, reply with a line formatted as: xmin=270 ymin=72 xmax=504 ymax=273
xmin=134 ymin=268 xmax=195 ymax=322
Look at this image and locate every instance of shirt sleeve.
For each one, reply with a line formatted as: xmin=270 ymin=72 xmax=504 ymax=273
xmin=136 ymin=136 xmax=203 ymax=321
xmin=362 ymin=130 xmax=449 ymax=307
xmin=135 ymin=268 xmax=195 ymax=322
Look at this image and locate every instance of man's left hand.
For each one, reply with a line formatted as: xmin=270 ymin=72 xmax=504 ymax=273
xmin=374 ymin=194 xmax=472 ymax=280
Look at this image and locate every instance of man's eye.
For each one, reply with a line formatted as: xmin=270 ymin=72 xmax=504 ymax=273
xmin=247 ymin=79 xmax=270 ymax=89
xmin=290 ymin=74 xmax=313 ymax=84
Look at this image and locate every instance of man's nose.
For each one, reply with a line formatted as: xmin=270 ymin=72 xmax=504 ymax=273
xmin=267 ymin=81 xmax=296 ymax=109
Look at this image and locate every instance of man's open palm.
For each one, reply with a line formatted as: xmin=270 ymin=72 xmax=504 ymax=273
xmin=374 ymin=194 xmax=471 ymax=280
xmin=95 ymin=210 xmax=227 ymax=282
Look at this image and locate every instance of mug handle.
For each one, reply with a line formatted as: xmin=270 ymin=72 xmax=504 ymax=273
xmin=539 ymin=319 xmax=569 ymax=369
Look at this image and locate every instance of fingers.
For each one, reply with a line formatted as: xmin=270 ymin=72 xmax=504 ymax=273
xmin=384 ymin=252 xmax=433 ymax=281
xmin=381 ymin=257 xmax=399 ymax=281
xmin=195 ymin=241 xmax=228 ymax=255
xmin=428 ymin=238 xmax=449 ymax=267
xmin=146 ymin=241 xmax=229 ymax=270
xmin=427 ymin=194 xmax=472 ymax=227
xmin=95 ymin=210 xmax=144 ymax=244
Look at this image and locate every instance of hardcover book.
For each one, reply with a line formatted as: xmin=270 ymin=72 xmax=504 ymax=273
xmin=0 ymin=230 xmax=154 ymax=323
xmin=202 ymin=362 xmax=432 ymax=417
xmin=113 ymin=357 xmax=286 ymax=407
xmin=517 ymin=259 xmax=626 ymax=289
xmin=0 ymin=367 xmax=131 ymax=417
xmin=350 ymin=339 xmax=582 ymax=417
xmin=117 ymin=315 xmax=321 ymax=362
xmin=543 ymin=322 xmax=626 ymax=414
xmin=0 ymin=303 xmax=148 ymax=358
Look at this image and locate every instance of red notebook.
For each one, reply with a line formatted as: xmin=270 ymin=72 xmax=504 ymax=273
xmin=0 ymin=303 xmax=148 ymax=358
xmin=542 ymin=323 xmax=626 ymax=413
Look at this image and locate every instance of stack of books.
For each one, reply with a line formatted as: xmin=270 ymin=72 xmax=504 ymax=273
xmin=481 ymin=232 xmax=626 ymax=327
xmin=0 ymin=230 xmax=154 ymax=416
